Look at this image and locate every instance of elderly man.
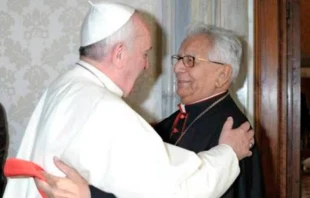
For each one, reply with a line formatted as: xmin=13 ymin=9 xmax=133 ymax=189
xmin=154 ymin=24 xmax=264 ymax=198
xmin=4 ymin=2 xmax=254 ymax=198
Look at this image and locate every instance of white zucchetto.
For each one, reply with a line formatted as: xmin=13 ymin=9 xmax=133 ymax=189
xmin=80 ymin=1 xmax=135 ymax=47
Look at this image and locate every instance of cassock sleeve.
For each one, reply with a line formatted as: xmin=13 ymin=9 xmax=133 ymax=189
xmin=61 ymin=95 xmax=240 ymax=198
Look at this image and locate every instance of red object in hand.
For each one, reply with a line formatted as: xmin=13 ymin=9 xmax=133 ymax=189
xmin=4 ymin=158 xmax=47 ymax=198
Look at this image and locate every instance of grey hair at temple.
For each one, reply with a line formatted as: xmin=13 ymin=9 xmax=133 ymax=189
xmin=79 ymin=12 xmax=136 ymax=61
xmin=186 ymin=23 xmax=242 ymax=82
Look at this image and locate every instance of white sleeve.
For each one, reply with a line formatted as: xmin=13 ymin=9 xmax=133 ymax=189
xmin=182 ymin=144 xmax=239 ymax=198
xmin=61 ymin=97 xmax=239 ymax=198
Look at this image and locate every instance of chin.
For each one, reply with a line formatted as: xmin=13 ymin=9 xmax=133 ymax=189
xmin=177 ymin=95 xmax=189 ymax=104
xmin=177 ymin=90 xmax=190 ymax=99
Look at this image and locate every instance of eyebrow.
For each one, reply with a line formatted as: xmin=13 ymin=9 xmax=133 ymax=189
xmin=177 ymin=53 xmax=196 ymax=57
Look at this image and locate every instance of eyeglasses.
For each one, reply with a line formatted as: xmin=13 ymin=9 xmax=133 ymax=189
xmin=171 ymin=55 xmax=224 ymax=68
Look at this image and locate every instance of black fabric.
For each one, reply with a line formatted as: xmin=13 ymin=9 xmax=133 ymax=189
xmin=89 ymin=93 xmax=264 ymax=198
xmin=0 ymin=103 xmax=8 ymax=197
xmin=155 ymin=93 xmax=264 ymax=198
xmin=90 ymin=185 xmax=115 ymax=198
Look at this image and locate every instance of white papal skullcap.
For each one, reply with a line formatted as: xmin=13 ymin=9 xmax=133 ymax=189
xmin=80 ymin=1 xmax=135 ymax=47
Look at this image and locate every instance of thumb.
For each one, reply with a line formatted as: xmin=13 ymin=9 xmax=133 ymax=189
xmin=222 ymin=117 xmax=234 ymax=131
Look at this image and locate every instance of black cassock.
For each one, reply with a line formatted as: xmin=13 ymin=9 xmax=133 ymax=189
xmin=90 ymin=92 xmax=264 ymax=198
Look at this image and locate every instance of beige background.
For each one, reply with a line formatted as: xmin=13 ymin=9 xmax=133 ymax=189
xmin=0 ymin=0 xmax=253 ymax=157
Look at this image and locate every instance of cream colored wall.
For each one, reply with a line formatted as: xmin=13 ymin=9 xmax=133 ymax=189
xmin=1 ymin=0 xmax=86 ymax=156
xmin=0 ymin=0 xmax=164 ymax=157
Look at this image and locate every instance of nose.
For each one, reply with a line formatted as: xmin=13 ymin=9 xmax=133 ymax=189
xmin=173 ymin=59 xmax=186 ymax=73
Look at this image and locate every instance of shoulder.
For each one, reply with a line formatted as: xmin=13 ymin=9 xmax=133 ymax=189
xmin=46 ymin=67 xmax=122 ymax=109
xmin=211 ymin=95 xmax=250 ymax=127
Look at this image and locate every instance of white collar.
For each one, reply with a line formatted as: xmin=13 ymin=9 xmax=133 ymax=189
xmin=77 ymin=60 xmax=124 ymax=98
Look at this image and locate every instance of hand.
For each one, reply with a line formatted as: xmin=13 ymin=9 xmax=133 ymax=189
xmin=219 ymin=117 xmax=254 ymax=160
xmin=35 ymin=157 xmax=90 ymax=198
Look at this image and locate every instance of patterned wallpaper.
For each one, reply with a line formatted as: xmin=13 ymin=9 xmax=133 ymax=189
xmin=0 ymin=0 xmax=163 ymax=157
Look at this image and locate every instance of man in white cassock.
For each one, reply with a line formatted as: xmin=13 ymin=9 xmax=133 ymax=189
xmin=3 ymin=2 xmax=254 ymax=198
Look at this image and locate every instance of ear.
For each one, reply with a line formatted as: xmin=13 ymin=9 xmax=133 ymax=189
xmin=111 ymin=43 xmax=126 ymax=68
xmin=215 ymin=65 xmax=232 ymax=88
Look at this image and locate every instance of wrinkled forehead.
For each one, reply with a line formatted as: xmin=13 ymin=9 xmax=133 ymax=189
xmin=178 ymin=34 xmax=212 ymax=55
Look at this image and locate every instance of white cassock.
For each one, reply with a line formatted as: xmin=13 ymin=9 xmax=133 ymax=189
xmin=3 ymin=60 xmax=239 ymax=198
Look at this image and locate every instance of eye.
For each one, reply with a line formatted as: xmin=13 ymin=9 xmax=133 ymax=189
xmin=185 ymin=56 xmax=194 ymax=64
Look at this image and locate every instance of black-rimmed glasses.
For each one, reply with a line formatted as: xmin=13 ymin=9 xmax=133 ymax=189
xmin=171 ymin=55 xmax=224 ymax=68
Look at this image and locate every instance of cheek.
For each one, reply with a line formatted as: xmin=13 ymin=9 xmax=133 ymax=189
xmin=185 ymin=71 xmax=209 ymax=93
xmin=134 ymin=58 xmax=147 ymax=77
xmin=136 ymin=57 xmax=146 ymax=69
xmin=176 ymin=78 xmax=195 ymax=97
xmin=142 ymin=58 xmax=148 ymax=68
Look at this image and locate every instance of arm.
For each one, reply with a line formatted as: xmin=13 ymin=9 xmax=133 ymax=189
xmin=60 ymin=97 xmax=254 ymax=197
xmin=178 ymin=118 xmax=252 ymax=198
xmin=36 ymin=117 xmax=253 ymax=198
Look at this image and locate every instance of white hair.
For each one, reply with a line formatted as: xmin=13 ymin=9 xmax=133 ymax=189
xmin=186 ymin=23 xmax=242 ymax=82
xmin=79 ymin=13 xmax=136 ymax=60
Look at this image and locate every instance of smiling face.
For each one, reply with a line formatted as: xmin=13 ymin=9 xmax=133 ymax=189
xmin=174 ymin=34 xmax=226 ymax=104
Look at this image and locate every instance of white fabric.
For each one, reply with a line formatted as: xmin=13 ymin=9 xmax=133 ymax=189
xmin=4 ymin=60 xmax=240 ymax=198
xmin=80 ymin=2 xmax=135 ymax=46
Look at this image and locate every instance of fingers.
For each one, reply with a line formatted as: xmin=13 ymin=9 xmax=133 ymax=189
xmin=53 ymin=157 xmax=81 ymax=181
xmin=53 ymin=157 xmax=74 ymax=178
xmin=247 ymin=130 xmax=255 ymax=148
xmin=247 ymin=129 xmax=254 ymax=139
xmin=53 ymin=157 xmax=89 ymax=198
xmin=222 ymin=117 xmax=234 ymax=131
xmin=238 ymin=121 xmax=250 ymax=132
xmin=42 ymin=172 xmax=65 ymax=188
xmin=35 ymin=161 xmax=88 ymax=198
xmin=219 ymin=118 xmax=256 ymax=160
xmin=35 ymin=178 xmax=52 ymax=196
xmin=35 ymin=178 xmax=71 ymax=198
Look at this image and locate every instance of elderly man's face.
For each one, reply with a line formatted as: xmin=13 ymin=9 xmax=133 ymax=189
xmin=174 ymin=34 xmax=223 ymax=104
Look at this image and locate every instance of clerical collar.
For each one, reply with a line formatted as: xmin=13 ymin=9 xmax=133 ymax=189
xmin=182 ymin=91 xmax=228 ymax=116
xmin=171 ymin=91 xmax=229 ymax=145
xmin=76 ymin=60 xmax=124 ymax=97
xmin=180 ymin=91 xmax=228 ymax=113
